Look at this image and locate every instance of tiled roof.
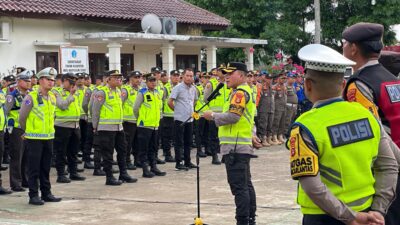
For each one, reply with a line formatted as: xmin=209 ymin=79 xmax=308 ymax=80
xmin=0 ymin=0 xmax=230 ymax=27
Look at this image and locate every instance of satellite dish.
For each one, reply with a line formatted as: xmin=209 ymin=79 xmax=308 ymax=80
xmin=141 ymin=14 xmax=162 ymax=34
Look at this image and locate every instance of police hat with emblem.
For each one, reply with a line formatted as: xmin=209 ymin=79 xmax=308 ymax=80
xmin=62 ymin=73 xmax=78 ymax=81
xmin=82 ymin=73 xmax=90 ymax=79
xmin=55 ymin=74 xmax=63 ymax=80
xmin=4 ymin=74 xmax=16 ymax=82
xmin=17 ymin=70 xmax=33 ymax=81
xmin=127 ymin=71 xmax=142 ymax=78
xmin=143 ymin=73 xmax=156 ymax=82
xmin=36 ymin=67 xmax=57 ymax=80
xmin=298 ymin=44 xmax=356 ymax=73
xmin=342 ymin=22 xmax=384 ymax=53
xmin=16 ymin=67 xmax=26 ymax=74
xmin=105 ymin=70 xmax=122 ymax=77
xmin=96 ymin=73 xmax=104 ymax=80
xmin=222 ymin=62 xmax=248 ymax=74
xmin=170 ymin=70 xmax=180 ymax=76
xmin=161 ymin=70 xmax=167 ymax=77
xmin=151 ymin=67 xmax=161 ymax=73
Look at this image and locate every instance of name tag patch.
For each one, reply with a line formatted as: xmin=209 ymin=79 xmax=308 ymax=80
xmin=327 ymin=118 xmax=374 ymax=148
xmin=385 ymin=84 xmax=400 ymax=103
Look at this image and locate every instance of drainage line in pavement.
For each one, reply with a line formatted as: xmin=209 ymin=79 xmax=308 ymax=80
xmin=6 ymin=195 xmax=298 ymax=211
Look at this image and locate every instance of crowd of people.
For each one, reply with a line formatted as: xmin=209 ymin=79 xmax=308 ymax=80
xmin=0 ymin=21 xmax=399 ymax=225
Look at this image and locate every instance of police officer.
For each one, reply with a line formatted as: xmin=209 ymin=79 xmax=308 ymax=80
xmin=30 ymin=72 xmax=39 ymax=91
xmin=86 ymin=73 xmax=107 ymax=176
xmin=204 ymin=66 xmax=230 ymax=164
xmin=52 ymin=73 xmax=86 ymax=183
xmin=203 ymin=62 xmax=262 ymax=225
xmin=19 ymin=67 xmax=62 ymax=205
xmin=194 ymin=72 xmax=210 ymax=158
xmin=284 ymin=71 xmax=298 ymax=136
xmin=0 ymin=81 xmax=11 ymax=195
xmin=342 ymin=22 xmax=400 ymax=225
xmin=2 ymin=74 xmax=16 ymax=166
xmin=257 ymin=71 xmax=276 ymax=146
xmin=289 ymin=44 xmax=398 ymax=225
xmin=91 ymin=70 xmax=137 ymax=185
xmin=271 ymin=72 xmax=287 ymax=145
xmin=134 ymin=74 xmax=166 ymax=178
xmin=75 ymin=73 xmax=88 ymax=165
xmin=121 ymin=71 xmax=141 ymax=170
xmin=161 ymin=70 xmax=180 ymax=162
xmin=4 ymin=70 xmax=32 ymax=192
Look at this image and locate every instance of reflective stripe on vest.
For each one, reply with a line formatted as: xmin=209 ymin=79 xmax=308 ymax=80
xmin=137 ymin=88 xmax=161 ymax=128
xmin=122 ymin=85 xmax=138 ymax=122
xmin=98 ymin=86 xmax=123 ymax=125
xmin=162 ymin=82 xmax=174 ymax=117
xmin=218 ymin=84 xmax=255 ymax=145
xmin=54 ymin=88 xmax=80 ymax=122
xmin=208 ymin=78 xmax=229 ymax=112
xmin=295 ymin=100 xmax=380 ymax=214
xmin=25 ymin=90 xmax=56 ymax=140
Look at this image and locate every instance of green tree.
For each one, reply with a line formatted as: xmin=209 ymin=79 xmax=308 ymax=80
xmin=187 ymin=0 xmax=400 ymax=67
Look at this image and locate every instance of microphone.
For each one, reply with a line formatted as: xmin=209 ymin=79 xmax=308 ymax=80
xmin=206 ymin=82 xmax=224 ymax=102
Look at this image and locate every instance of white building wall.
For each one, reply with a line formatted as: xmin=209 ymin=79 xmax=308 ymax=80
xmin=0 ymin=17 xmax=204 ymax=75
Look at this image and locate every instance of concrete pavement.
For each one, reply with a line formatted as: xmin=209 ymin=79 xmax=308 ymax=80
xmin=0 ymin=145 xmax=302 ymax=225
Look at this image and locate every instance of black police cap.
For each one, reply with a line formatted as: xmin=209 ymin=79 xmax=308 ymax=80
xmin=62 ymin=73 xmax=78 ymax=80
xmin=170 ymin=70 xmax=180 ymax=75
xmin=151 ymin=67 xmax=161 ymax=73
xmin=143 ymin=73 xmax=156 ymax=81
xmin=342 ymin=22 xmax=384 ymax=43
xmin=223 ymin=62 xmax=248 ymax=73
xmin=127 ymin=71 xmax=142 ymax=78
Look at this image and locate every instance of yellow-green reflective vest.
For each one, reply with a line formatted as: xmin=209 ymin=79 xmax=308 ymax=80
xmin=98 ymin=86 xmax=123 ymax=125
xmin=122 ymin=85 xmax=138 ymax=123
xmin=137 ymin=88 xmax=161 ymax=128
xmin=7 ymin=89 xmax=25 ymax=128
xmin=0 ymin=91 xmax=6 ymax=130
xmin=218 ymin=84 xmax=255 ymax=145
xmin=250 ymin=85 xmax=257 ymax=117
xmin=32 ymin=85 xmax=39 ymax=92
xmin=25 ymin=90 xmax=56 ymax=140
xmin=162 ymin=82 xmax=174 ymax=117
xmin=208 ymin=78 xmax=229 ymax=112
xmin=156 ymin=82 xmax=164 ymax=101
xmin=53 ymin=88 xmax=80 ymax=123
xmin=77 ymin=86 xmax=86 ymax=117
xmin=295 ymin=100 xmax=380 ymax=215
xmin=195 ymin=84 xmax=208 ymax=115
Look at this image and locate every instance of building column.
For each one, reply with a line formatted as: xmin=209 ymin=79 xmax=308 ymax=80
xmin=245 ymin=46 xmax=254 ymax=71
xmin=206 ymin=45 xmax=217 ymax=72
xmin=161 ymin=43 xmax=174 ymax=73
xmin=107 ymin=42 xmax=122 ymax=72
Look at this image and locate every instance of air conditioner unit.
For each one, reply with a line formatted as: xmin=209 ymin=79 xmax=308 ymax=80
xmin=0 ymin=22 xmax=10 ymax=40
xmin=161 ymin=17 xmax=177 ymax=35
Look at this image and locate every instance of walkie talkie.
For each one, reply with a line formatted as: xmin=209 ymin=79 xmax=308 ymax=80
xmin=228 ymin=133 xmax=239 ymax=166
xmin=38 ymin=93 xmax=44 ymax=105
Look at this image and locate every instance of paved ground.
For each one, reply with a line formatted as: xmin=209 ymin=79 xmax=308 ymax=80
xmin=0 ymin=145 xmax=302 ymax=225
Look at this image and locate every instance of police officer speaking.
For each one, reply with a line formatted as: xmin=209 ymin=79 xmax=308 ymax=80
xmin=288 ymin=44 xmax=398 ymax=225
xmin=204 ymin=62 xmax=262 ymax=225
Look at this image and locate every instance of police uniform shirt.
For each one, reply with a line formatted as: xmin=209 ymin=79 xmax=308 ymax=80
xmin=91 ymin=85 xmax=123 ymax=132
xmin=82 ymin=86 xmax=93 ymax=115
xmin=4 ymin=88 xmax=28 ymax=116
xmin=213 ymin=84 xmax=255 ymax=156
xmin=288 ymin=96 xmax=399 ymax=223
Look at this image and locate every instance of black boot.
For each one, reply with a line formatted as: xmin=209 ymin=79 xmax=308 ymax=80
xmin=70 ymin=173 xmax=86 ymax=181
xmin=205 ymin=148 xmax=213 ymax=156
xmin=42 ymin=194 xmax=62 ymax=202
xmin=119 ymin=172 xmax=138 ymax=183
xmin=56 ymin=175 xmax=71 ymax=183
xmin=164 ymin=155 xmax=175 ymax=163
xmin=84 ymin=161 xmax=94 ymax=169
xmin=111 ymin=167 xmax=119 ymax=174
xmin=105 ymin=174 xmax=122 ymax=186
xmin=197 ymin=150 xmax=207 ymax=158
xmin=126 ymin=162 xmax=137 ymax=170
xmin=151 ymin=165 xmax=166 ymax=176
xmin=212 ymin=154 xmax=221 ymax=165
xmin=93 ymin=169 xmax=106 ymax=176
xmin=142 ymin=164 xmax=155 ymax=178
xmin=0 ymin=186 xmax=12 ymax=195
xmin=249 ymin=216 xmax=256 ymax=225
xmin=29 ymin=196 xmax=44 ymax=205
xmin=156 ymin=157 xmax=166 ymax=164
